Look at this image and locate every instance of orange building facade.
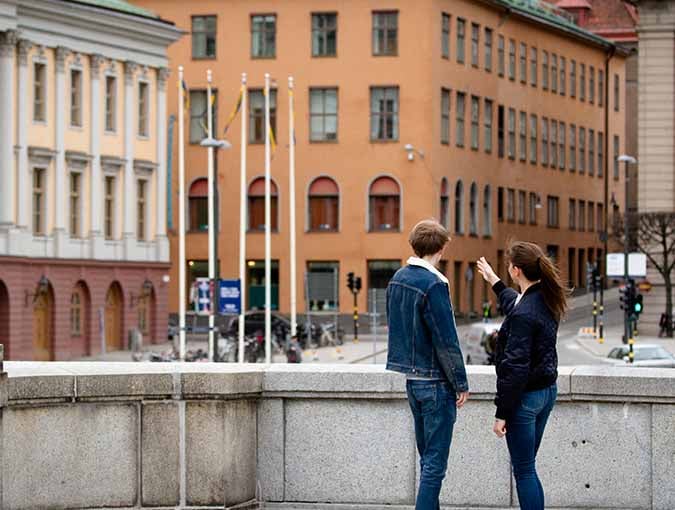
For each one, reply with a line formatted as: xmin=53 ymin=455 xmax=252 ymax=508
xmin=135 ymin=0 xmax=626 ymax=319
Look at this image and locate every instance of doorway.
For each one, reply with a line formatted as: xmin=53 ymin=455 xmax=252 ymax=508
xmin=105 ymin=282 xmax=123 ymax=351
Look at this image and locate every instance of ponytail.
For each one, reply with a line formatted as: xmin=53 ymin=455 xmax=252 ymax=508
xmin=507 ymin=242 xmax=570 ymax=322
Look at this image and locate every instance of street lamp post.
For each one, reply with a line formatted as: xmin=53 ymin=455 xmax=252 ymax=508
xmin=618 ymin=154 xmax=637 ymax=350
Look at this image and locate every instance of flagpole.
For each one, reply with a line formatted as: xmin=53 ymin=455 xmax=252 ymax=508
xmin=178 ymin=65 xmax=186 ymax=361
xmin=264 ymin=72 xmax=272 ymax=365
xmin=238 ymin=73 xmax=247 ymax=363
xmin=288 ymin=76 xmax=297 ymax=338
xmin=206 ymin=69 xmax=216 ymax=362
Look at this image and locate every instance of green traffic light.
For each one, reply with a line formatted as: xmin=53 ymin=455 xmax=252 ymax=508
xmin=634 ymin=302 xmax=642 ymax=313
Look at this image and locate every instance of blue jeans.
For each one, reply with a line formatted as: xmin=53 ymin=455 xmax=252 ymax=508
xmin=506 ymin=384 xmax=557 ymax=510
xmin=406 ymin=380 xmax=457 ymax=510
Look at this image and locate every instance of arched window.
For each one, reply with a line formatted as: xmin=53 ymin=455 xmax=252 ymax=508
xmin=369 ymin=176 xmax=400 ymax=231
xmin=439 ymin=178 xmax=449 ymax=229
xmin=469 ymin=182 xmax=478 ymax=235
xmin=248 ymin=177 xmax=279 ymax=231
xmin=483 ymin=185 xmax=492 ymax=236
xmin=188 ymin=178 xmax=208 ymax=231
xmin=454 ymin=180 xmax=464 ymax=234
xmin=308 ymin=177 xmax=339 ymax=232
xmin=70 ymin=290 xmax=82 ymax=337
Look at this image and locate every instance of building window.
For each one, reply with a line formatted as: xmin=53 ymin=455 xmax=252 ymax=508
xmin=579 ymin=200 xmax=586 ymax=231
xmin=507 ymin=108 xmax=516 ymax=159
xmin=456 ymin=18 xmax=466 ymax=63
xmin=191 ymin=90 xmax=218 ymax=144
xmin=370 ymin=87 xmax=399 ymax=141
xmin=589 ymin=66 xmax=595 ymax=104
xmin=588 ymin=129 xmax=595 ymax=175
xmin=519 ymin=111 xmax=527 ymax=161
xmin=559 ymin=121 xmax=566 ymax=169
xmin=440 ymin=178 xmax=449 ymax=228
xmin=34 ymin=62 xmax=46 ymax=122
xmin=484 ymin=99 xmax=493 ymax=153
xmin=497 ymin=104 xmax=504 ymax=158
xmin=137 ymin=180 xmax=146 ymax=241
xmin=519 ymin=42 xmax=527 ymax=83
xmin=483 ymin=185 xmax=492 ymax=236
xmin=529 ymin=114 xmax=537 ymax=164
xmin=456 ymin=92 xmax=466 ymax=147
xmin=560 ymin=57 xmax=566 ymax=96
xmin=588 ymin=200 xmax=595 ymax=231
xmin=192 ymin=15 xmax=217 ymax=59
xmin=310 ymin=88 xmax=338 ymax=142
xmin=251 ymin=14 xmax=276 ymax=58
xmin=569 ymin=198 xmax=576 ymax=230
xmin=530 ymin=47 xmax=537 ymax=87
xmin=598 ymin=132 xmax=604 ymax=177
xmin=471 ymin=96 xmax=480 ymax=150
xmin=33 ymin=168 xmax=45 ymax=235
xmin=471 ymin=23 xmax=480 ymax=67
xmin=312 ymin=13 xmax=337 ymax=57
xmin=551 ymin=54 xmax=558 ymax=93
xmin=138 ymin=81 xmax=149 ymax=137
xmin=579 ymin=127 xmax=586 ymax=173
xmin=70 ymin=289 xmax=82 ymax=337
xmin=541 ymin=117 xmax=549 ymax=166
xmin=189 ymin=178 xmax=208 ymax=231
xmin=569 ymin=124 xmax=576 ymax=171
xmin=369 ymin=176 xmax=400 ymax=231
xmin=508 ymin=39 xmax=516 ymax=80
xmin=529 ymin=192 xmax=538 ymax=225
xmin=497 ymin=186 xmax=504 ymax=222
xmin=70 ymin=69 xmax=82 ymax=127
xmin=104 ymin=176 xmax=115 ymax=239
xmin=373 ymin=11 xmax=398 ymax=56
xmin=441 ymin=13 xmax=450 ymax=58
xmin=105 ymin=76 xmax=116 ymax=132
xmin=469 ymin=183 xmax=478 ymax=235
xmin=506 ymin=188 xmax=515 ymax=223
xmin=613 ymin=135 xmax=620 ymax=180
xmin=542 ymin=51 xmax=548 ymax=90
xmin=308 ymin=177 xmax=339 ymax=231
xmin=551 ymin=120 xmax=558 ymax=168
xmin=307 ymin=261 xmax=340 ymax=310
xmin=518 ymin=190 xmax=526 ymax=224
xmin=597 ymin=204 xmax=604 ymax=234
xmin=441 ymin=88 xmax=450 ymax=145
xmin=249 ymin=89 xmax=275 ymax=144
xmin=547 ymin=196 xmax=559 ymax=228
xmin=570 ymin=60 xmax=576 ymax=98
xmin=455 ymin=180 xmax=464 ymax=234
xmin=497 ymin=35 xmax=505 ymax=77
xmin=598 ymin=70 xmax=604 ymax=107
xmin=248 ymin=177 xmax=279 ymax=231
xmin=70 ymin=172 xmax=81 ymax=237
xmin=614 ymin=74 xmax=620 ymax=112
xmin=484 ymin=28 xmax=492 ymax=72
xmin=580 ymin=63 xmax=586 ymax=101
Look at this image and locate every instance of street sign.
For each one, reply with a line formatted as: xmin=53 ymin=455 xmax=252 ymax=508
xmin=606 ymin=253 xmax=648 ymax=278
xmin=218 ymin=279 xmax=241 ymax=315
xmin=638 ymin=281 xmax=653 ymax=292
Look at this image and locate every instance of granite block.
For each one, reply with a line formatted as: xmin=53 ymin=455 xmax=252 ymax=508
xmin=8 ymin=375 xmax=74 ymax=401
xmin=2 ymin=403 xmax=138 ymax=509
xmin=181 ymin=370 xmax=262 ymax=397
xmin=571 ymin=365 xmax=675 ymax=399
xmin=652 ymin=404 xmax=675 ymax=510
xmin=76 ymin=373 xmax=174 ymax=399
xmin=142 ymin=402 xmax=180 ymax=506
xmin=258 ymin=398 xmax=285 ymax=501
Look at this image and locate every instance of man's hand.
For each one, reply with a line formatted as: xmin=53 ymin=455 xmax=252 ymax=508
xmin=477 ymin=257 xmax=500 ymax=286
xmin=457 ymin=391 xmax=469 ymax=409
xmin=493 ymin=419 xmax=507 ymax=438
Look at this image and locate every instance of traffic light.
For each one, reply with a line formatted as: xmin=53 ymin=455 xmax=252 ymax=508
xmin=634 ymin=293 xmax=643 ymax=316
xmin=354 ymin=276 xmax=362 ymax=292
xmin=619 ymin=285 xmax=629 ymax=311
xmin=347 ymin=272 xmax=355 ymax=292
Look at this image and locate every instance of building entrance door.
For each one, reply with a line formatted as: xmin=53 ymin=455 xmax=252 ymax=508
xmin=105 ymin=283 xmax=123 ymax=350
xmin=33 ymin=288 xmax=53 ymax=361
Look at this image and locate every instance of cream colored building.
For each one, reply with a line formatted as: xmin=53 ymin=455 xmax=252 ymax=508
xmin=0 ymin=0 xmax=181 ymax=360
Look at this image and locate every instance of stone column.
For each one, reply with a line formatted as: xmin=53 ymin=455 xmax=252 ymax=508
xmin=123 ymin=61 xmax=137 ymax=259
xmin=0 ymin=30 xmax=18 ymax=227
xmin=16 ymin=39 xmax=31 ymax=235
xmin=156 ymin=67 xmax=169 ymax=261
xmin=54 ymin=46 xmax=69 ymax=256
xmin=90 ymin=54 xmax=106 ymax=258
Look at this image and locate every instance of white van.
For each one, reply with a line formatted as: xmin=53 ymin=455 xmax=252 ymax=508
xmin=463 ymin=321 xmax=502 ymax=365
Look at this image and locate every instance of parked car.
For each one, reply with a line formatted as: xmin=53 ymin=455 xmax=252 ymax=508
xmin=605 ymin=344 xmax=675 ymax=368
xmin=463 ymin=321 xmax=502 ymax=365
xmin=224 ymin=311 xmax=318 ymax=348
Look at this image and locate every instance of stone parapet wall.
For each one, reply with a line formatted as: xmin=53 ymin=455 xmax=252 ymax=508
xmin=0 ymin=362 xmax=673 ymax=509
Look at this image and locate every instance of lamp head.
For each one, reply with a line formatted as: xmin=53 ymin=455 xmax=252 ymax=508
xmin=617 ymin=154 xmax=637 ymax=164
xmin=200 ymin=137 xmax=232 ymax=149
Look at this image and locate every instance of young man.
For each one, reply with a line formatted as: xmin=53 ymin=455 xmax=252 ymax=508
xmin=386 ymin=219 xmax=469 ymax=510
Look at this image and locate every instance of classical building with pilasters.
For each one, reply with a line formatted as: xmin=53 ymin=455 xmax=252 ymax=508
xmin=0 ymin=0 xmax=181 ymax=360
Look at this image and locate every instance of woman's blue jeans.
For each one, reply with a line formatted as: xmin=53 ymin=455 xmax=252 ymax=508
xmin=506 ymin=384 xmax=557 ymax=510
xmin=406 ymin=380 xmax=457 ymax=510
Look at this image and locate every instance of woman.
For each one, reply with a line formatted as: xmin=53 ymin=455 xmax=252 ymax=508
xmin=476 ymin=242 xmax=569 ymax=510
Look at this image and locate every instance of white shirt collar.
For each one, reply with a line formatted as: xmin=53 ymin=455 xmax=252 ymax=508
xmin=407 ymin=256 xmax=449 ymax=285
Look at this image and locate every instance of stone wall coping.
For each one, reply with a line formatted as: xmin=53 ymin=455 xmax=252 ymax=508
xmin=2 ymin=362 xmax=674 ymax=405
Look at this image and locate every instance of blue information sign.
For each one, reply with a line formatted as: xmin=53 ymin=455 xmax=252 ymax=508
xmin=218 ymin=279 xmax=241 ymax=315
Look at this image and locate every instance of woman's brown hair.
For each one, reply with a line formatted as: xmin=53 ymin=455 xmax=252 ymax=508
xmin=506 ymin=241 xmax=570 ymax=322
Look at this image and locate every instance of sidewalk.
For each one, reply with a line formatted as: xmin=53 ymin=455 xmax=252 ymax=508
xmin=576 ymin=325 xmax=675 ymax=358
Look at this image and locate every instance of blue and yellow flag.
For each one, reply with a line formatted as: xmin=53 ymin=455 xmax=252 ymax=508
xmin=223 ymin=86 xmax=244 ymax=136
xmin=180 ymin=79 xmax=190 ymax=110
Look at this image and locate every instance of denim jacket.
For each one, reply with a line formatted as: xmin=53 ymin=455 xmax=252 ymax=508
xmin=386 ymin=262 xmax=469 ymax=393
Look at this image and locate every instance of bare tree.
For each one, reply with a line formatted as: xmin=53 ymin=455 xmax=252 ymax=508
xmin=615 ymin=212 xmax=675 ymax=337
